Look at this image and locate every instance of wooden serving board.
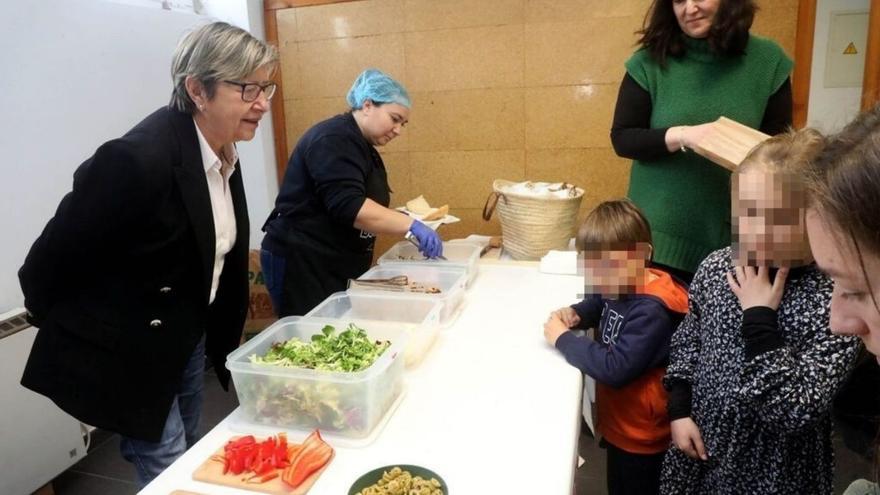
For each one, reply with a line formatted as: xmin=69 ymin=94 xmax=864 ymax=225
xmin=192 ymin=444 xmax=334 ymax=495
xmin=692 ymin=116 xmax=771 ymax=171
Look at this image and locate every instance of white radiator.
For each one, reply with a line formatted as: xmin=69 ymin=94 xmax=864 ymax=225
xmin=0 ymin=309 xmax=86 ymax=495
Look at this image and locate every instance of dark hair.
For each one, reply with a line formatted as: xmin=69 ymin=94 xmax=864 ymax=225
xmin=576 ymin=198 xmax=653 ymax=255
xmin=637 ymin=0 xmax=757 ymax=67
xmin=810 ymin=105 xmax=880 ymax=310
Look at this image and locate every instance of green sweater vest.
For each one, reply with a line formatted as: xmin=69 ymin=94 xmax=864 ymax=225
xmin=624 ymin=35 xmax=792 ymax=274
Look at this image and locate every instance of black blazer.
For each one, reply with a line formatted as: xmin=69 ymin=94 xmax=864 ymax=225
xmin=19 ymin=107 xmax=249 ymax=441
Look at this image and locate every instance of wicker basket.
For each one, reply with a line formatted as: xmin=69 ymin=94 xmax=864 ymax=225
xmin=482 ymin=180 xmax=584 ymax=260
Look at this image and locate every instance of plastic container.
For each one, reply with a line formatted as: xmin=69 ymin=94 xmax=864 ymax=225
xmin=307 ymin=292 xmax=442 ymax=367
xmin=226 ymin=316 xmax=406 ymax=440
xmin=348 ymin=263 xmax=467 ymax=326
xmin=377 ymin=240 xmax=482 ymax=287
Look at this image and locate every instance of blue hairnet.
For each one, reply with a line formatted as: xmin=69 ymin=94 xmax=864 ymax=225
xmin=346 ymin=68 xmax=411 ymax=109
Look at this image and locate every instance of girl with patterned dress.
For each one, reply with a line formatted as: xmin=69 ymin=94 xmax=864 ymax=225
xmin=659 ymin=129 xmax=861 ymax=494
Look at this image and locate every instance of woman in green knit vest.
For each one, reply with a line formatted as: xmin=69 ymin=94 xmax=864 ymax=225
xmin=610 ymin=0 xmax=793 ymax=281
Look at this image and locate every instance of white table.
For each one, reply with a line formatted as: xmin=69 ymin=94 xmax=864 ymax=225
xmin=140 ymin=261 xmax=585 ymax=494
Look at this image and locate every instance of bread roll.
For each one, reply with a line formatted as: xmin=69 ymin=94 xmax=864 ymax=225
xmin=422 ymin=204 xmax=448 ymax=221
xmin=406 ymin=195 xmax=432 ymax=215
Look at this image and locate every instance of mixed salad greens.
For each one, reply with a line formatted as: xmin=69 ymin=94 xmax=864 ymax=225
xmin=250 ymin=323 xmax=391 ymax=372
xmin=239 ymin=323 xmax=399 ymax=433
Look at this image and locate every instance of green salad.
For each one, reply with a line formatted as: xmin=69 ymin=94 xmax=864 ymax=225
xmin=250 ymin=323 xmax=391 ymax=372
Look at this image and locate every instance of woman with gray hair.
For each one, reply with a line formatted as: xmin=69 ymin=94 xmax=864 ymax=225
xmin=261 ymin=68 xmax=442 ymax=317
xmin=18 ymin=21 xmax=277 ymax=485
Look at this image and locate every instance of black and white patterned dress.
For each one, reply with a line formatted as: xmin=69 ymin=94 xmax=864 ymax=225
xmin=660 ymin=247 xmax=860 ymax=494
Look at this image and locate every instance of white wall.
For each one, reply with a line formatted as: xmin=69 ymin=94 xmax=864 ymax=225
xmin=0 ymin=0 xmax=277 ymax=313
xmin=807 ymin=0 xmax=870 ymax=133
xmin=202 ymin=0 xmax=280 ymax=249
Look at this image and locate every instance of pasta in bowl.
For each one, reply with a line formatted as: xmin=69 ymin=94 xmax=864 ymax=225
xmin=349 ymin=464 xmax=447 ymax=495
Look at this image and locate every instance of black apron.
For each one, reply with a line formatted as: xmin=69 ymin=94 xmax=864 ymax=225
xmin=275 ymin=151 xmax=391 ymax=317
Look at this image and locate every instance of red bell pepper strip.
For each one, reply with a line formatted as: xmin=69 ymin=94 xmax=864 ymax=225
xmin=217 ymin=433 xmax=298 ymax=480
xmin=281 ymin=430 xmax=333 ymax=488
xmin=228 ymin=453 xmax=245 ymax=475
xmin=226 ymin=435 xmax=256 ymax=450
xmin=246 ymin=471 xmax=280 ymax=484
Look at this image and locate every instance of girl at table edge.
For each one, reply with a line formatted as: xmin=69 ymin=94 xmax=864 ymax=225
xmin=261 ymin=68 xmax=442 ymax=317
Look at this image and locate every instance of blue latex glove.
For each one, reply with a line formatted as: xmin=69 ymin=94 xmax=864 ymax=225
xmin=408 ymin=220 xmax=443 ymax=258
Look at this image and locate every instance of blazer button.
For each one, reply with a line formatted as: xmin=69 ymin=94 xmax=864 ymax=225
xmin=160 ymin=286 xmax=172 ymax=294
xmin=149 ymin=319 xmax=163 ymax=328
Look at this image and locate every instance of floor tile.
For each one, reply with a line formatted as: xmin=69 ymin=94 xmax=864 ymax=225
xmin=52 ymin=470 xmax=138 ymax=495
xmin=85 ymin=428 xmax=115 ymax=454
xmin=69 ymin=436 xmax=136 ymax=483
xmin=833 ymin=432 xmax=875 ymax=494
xmin=577 ymin=429 xmax=607 ymax=495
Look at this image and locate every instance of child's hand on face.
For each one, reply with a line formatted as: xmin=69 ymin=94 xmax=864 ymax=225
xmin=726 ymin=265 xmax=789 ymax=310
xmin=544 ymin=314 xmax=571 ymax=346
xmin=550 ymin=306 xmax=581 ymax=328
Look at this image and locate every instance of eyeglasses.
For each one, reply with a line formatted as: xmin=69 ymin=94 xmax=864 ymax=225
xmin=223 ymin=80 xmax=277 ymax=102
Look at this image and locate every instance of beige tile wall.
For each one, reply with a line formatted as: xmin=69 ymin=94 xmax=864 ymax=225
xmin=274 ymin=0 xmax=799 ymax=258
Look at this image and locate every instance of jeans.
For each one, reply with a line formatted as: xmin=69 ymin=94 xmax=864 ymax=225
xmin=260 ymin=248 xmax=286 ymax=315
xmin=120 ymin=335 xmax=205 ymax=487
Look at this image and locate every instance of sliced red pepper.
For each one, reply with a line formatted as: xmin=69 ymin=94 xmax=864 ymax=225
xmin=226 ymin=435 xmax=256 ymax=450
xmin=282 ymin=444 xmax=332 ymax=488
xmin=259 ymin=462 xmax=276 ymax=476
xmin=219 ymin=433 xmax=296 ymax=480
xmin=281 ymin=430 xmax=333 ymax=488
xmin=228 ymin=453 xmax=245 ymax=475
xmin=247 ymin=471 xmax=279 ymax=484
xmin=274 ymin=445 xmax=288 ymax=468
xmin=287 ymin=444 xmax=303 ymax=460
xmin=251 ymin=456 xmax=264 ymax=475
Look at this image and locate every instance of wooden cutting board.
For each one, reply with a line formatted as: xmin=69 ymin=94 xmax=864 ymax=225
xmin=192 ymin=443 xmax=334 ymax=495
xmin=692 ymin=116 xmax=771 ymax=171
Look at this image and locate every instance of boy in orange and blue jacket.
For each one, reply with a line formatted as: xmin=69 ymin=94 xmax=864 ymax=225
xmin=544 ymin=198 xmax=688 ymax=495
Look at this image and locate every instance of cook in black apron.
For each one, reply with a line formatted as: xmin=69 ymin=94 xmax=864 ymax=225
xmin=260 ymin=69 xmax=442 ymax=317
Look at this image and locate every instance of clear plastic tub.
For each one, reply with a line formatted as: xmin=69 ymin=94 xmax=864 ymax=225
xmin=348 ymin=263 xmax=467 ymax=326
xmin=306 ymin=292 xmax=442 ymax=367
xmin=376 ymin=240 xmax=482 ymax=287
xmin=226 ymin=316 xmax=406 ymax=440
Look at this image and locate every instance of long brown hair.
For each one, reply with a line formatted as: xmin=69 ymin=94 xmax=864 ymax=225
xmin=637 ymin=0 xmax=757 ymax=67
xmin=809 ymin=105 xmax=880 ymax=312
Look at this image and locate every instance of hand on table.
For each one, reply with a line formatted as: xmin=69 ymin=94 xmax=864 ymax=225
xmin=550 ymin=306 xmax=581 ymax=328
xmin=544 ymin=313 xmax=571 ymax=346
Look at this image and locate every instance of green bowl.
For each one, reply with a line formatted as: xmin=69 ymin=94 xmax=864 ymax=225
xmin=348 ymin=464 xmax=448 ymax=494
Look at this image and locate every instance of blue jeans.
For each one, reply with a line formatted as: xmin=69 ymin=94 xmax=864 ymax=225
xmin=120 ymin=335 xmax=205 ymax=487
xmin=260 ymin=248 xmax=286 ymax=315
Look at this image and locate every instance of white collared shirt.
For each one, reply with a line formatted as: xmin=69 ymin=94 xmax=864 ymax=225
xmin=193 ymin=119 xmax=238 ymax=304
